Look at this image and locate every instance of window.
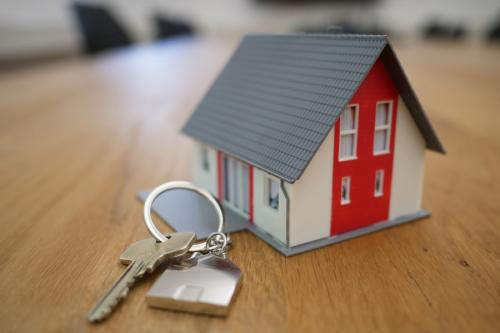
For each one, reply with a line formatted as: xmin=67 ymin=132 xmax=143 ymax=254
xmin=267 ymin=177 xmax=279 ymax=210
xmin=231 ymin=159 xmax=239 ymax=208
xmin=374 ymin=170 xmax=384 ymax=197
xmin=374 ymin=102 xmax=392 ymax=154
xmin=339 ymin=105 xmax=358 ymax=160
xmin=201 ymin=146 xmax=210 ymax=171
xmin=222 ymin=154 xmax=250 ymax=215
xmin=223 ymin=156 xmax=230 ymax=201
xmin=341 ymin=177 xmax=351 ymax=205
xmin=242 ymin=165 xmax=249 ymax=213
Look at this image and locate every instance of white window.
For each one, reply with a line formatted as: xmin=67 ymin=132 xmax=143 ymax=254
xmin=374 ymin=101 xmax=392 ymax=154
xmin=267 ymin=177 xmax=279 ymax=210
xmin=231 ymin=159 xmax=239 ymax=208
xmin=341 ymin=177 xmax=351 ymax=205
xmin=374 ymin=169 xmax=384 ymax=197
xmin=200 ymin=146 xmax=209 ymax=171
xmin=339 ymin=105 xmax=358 ymax=160
xmin=223 ymin=156 xmax=231 ymax=202
xmin=242 ymin=165 xmax=249 ymax=213
xmin=223 ymin=155 xmax=250 ymax=215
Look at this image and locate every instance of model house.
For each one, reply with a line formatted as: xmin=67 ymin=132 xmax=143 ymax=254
xmin=182 ymin=34 xmax=444 ymax=255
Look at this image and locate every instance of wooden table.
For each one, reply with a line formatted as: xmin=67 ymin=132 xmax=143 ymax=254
xmin=0 ymin=37 xmax=499 ymax=333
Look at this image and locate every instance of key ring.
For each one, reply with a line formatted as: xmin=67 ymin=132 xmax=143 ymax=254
xmin=143 ymin=181 xmax=226 ymax=253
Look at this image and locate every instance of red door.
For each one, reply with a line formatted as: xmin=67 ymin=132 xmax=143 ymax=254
xmin=331 ymin=59 xmax=399 ymax=235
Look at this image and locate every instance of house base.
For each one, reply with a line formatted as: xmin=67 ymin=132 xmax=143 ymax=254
xmin=138 ymin=190 xmax=429 ymax=256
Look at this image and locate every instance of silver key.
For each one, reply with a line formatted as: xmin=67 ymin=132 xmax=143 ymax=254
xmin=146 ymin=254 xmax=242 ymax=316
xmin=87 ymin=232 xmax=196 ymax=322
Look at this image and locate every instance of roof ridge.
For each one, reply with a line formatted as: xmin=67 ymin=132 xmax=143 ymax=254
xmin=244 ymin=33 xmax=388 ymax=39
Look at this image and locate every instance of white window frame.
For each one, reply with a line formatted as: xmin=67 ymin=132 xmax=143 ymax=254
xmin=339 ymin=104 xmax=359 ymax=161
xmin=374 ymin=169 xmax=384 ymax=197
xmin=200 ymin=146 xmax=210 ymax=171
xmin=222 ymin=154 xmax=249 ymax=217
xmin=373 ymin=101 xmax=393 ymax=155
xmin=241 ymin=164 xmax=249 ymax=214
xmin=264 ymin=175 xmax=280 ymax=211
xmin=340 ymin=176 xmax=351 ymax=205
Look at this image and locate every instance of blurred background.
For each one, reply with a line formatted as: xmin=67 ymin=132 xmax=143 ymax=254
xmin=1 ymin=0 xmax=500 ymax=73
xmin=1 ymin=3 xmax=499 ymax=331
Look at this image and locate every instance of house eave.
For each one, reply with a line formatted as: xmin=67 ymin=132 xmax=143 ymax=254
xmin=380 ymin=43 xmax=445 ymax=154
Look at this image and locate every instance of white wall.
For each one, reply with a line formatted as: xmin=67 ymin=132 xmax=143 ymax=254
xmin=252 ymin=169 xmax=288 ymax=244
xmin=193 ymin=141 xmax=289 ymax=244
xmin=287 ymin=129 xmax=334 ymax=247
xmin=389 ymin=97 xmax=426 ymax=218
xmin=192 ymin=141 xmax=217 ymax=196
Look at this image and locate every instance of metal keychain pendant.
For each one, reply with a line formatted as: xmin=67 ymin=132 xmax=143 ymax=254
xmin=142 ymin=180 xmax=242 ymax=316
xmin=146 ymin=254 xmax=242 ymax=316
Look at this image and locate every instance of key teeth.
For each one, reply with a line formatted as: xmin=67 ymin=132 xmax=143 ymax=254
xmin=88 ymin=307 xmax=110 ymax=323
xmin=121 ymin=289 xmax=129 ymax=298
xmin=88 ymin=285 xmax=132 ymax=322
xmin=88 ymin=304 xmax=113 ymax=322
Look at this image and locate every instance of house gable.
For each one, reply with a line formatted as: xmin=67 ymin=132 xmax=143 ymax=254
xmin=331 ymin=58 xmax=399 ymax=235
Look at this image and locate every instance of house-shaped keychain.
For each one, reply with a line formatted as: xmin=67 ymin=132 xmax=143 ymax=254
xmin=146 ymin=33 xmax=445 ymax=256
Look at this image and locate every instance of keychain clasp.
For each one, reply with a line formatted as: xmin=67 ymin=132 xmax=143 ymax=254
xmin=143 ymin=180 xmax=229 ymax=255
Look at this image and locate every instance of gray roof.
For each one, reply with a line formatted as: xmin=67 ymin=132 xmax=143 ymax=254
xmin=183 ymin=34 xmax=444 ymax=183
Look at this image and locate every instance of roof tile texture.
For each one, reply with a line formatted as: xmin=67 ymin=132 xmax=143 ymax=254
xmin=184 ymin=34 xmax=387 ymax=182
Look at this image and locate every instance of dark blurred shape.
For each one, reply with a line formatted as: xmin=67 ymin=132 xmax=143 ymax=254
xmin=72 ymin=3 xmax=132 ymax=54
xmin=298 ymin=21 xmax=389 ymax=36
xmin=153 ymin=15 xmax=195 ymax=40
xmin=422 ymin=20 xmax=467 ymax=41
xmin=256 ymin=0 xmax=376 ymax=3
xmin=485 ymin=16 xmax=500 ymax=42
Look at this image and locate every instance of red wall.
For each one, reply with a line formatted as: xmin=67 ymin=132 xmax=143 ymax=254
xmin=331 ymin=58 xmax=399 ymax=235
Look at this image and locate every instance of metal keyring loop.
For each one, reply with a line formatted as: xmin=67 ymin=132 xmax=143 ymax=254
xmin=143 ymin=180 xmax=225 ymax=243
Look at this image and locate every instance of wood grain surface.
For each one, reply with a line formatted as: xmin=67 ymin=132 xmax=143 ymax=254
xmin=0 ymin=37 xmax=499 ymax=333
